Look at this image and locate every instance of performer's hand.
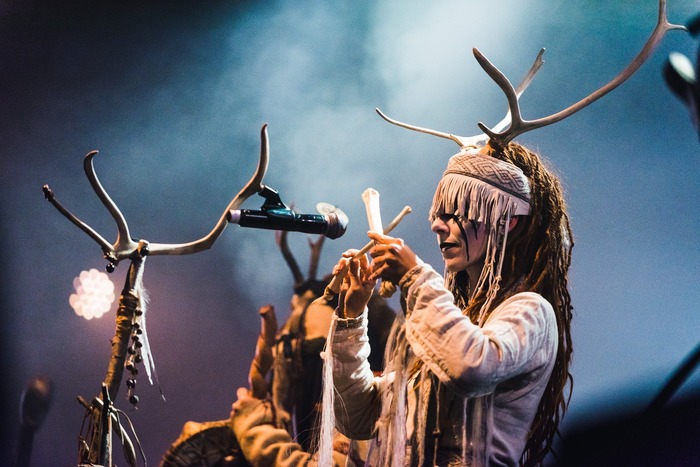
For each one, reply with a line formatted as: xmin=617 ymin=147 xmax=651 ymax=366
xmin=230 ymin=387 xmax=262 ymax=419
xmin=229 ymin=386 xmax=276 ymax=434
xmin=333 ymin=250 xmax=375 ymax=319
xmin=368 ymin=232 xmax=420 ymax=284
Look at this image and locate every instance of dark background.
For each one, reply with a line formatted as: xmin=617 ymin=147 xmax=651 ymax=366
xmin=1 ymin=0 xmax=698 ymax=464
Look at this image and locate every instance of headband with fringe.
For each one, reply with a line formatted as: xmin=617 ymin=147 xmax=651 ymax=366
xmin=431 ymin=148 xmax=531 ymax=325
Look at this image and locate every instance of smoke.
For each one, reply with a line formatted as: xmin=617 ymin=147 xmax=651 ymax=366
xmin=2 ymin=0 xmax=699 ymax=463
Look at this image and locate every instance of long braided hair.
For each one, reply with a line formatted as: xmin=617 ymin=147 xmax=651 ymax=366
xmin=452 ymin=141 xmax=574 ymax=466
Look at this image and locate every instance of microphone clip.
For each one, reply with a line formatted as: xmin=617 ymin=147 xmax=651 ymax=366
xmin=256 ymin=185 xmax=297 ymax=220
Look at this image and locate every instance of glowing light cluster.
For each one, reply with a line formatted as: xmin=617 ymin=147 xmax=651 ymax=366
xmin=69 ymin=268 xmax=116 ymax=320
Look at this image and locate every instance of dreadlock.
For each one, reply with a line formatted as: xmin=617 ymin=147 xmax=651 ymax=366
xmin=454 ymin=142 xmax=574 ymax=466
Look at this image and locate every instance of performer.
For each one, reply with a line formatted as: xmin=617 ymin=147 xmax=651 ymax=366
xmin=229 ymin=5 xmax=678 ymax=464
xmin=323 ymin=4 xmax=679 ymax=464
xmin=330 ymin=141 xmax=573 ymax=466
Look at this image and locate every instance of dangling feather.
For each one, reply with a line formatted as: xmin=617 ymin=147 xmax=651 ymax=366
xmin=132 ymin=268 xmax=164 ymax=399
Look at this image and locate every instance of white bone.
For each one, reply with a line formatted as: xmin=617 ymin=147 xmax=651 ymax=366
xmin=323 ymin=205 xmax=412 ymax=300
xmin=362 ymin=188 xmax=383 ymax=234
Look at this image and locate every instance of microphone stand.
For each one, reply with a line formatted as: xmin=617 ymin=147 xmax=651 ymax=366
xmin=646 ymin=340 xmax=700 ymax=416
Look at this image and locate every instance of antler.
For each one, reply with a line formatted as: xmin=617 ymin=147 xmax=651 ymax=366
xmin=306 ymin=236 xmax=325 ymax=281
xmin=275 ymin=230 xmax=305 ymax=287
xmin=477 ymin=0 xmax=687 ymax=146
xmin=275 ymin=228 xmax=326 ymax=285
xmin=376 ymin=48 xmax=545 ymax=149
xmin=43 ymin=124 xmax=270 ymax=268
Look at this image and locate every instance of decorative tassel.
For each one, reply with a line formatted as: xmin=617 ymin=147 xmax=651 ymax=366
xmin=379 ymin=280 xmax=397 ymax=298
xmin=464 ymin=395 xmax=493 ymax=467
xmin=462 ymin=397 xmax=468 ymax=463
xmin=134 ymin=284 xmax=155 ymax=385
xmin=317 ymin=314 xmax=339 ymax=466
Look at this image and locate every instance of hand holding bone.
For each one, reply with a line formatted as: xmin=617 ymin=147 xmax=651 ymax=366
xmin=368 ymin=232 xmax=422 ymax=285
xmin=333 ymin=249 xmax=376 ymax=319
xmin=361 ymin=188 xmax=399 ymax=297
xmin=323 ymin=204 xmax=411 ymax=301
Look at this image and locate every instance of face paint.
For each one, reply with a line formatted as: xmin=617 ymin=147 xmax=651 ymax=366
xmin=432 ymin=213 xmax=487 ymax=274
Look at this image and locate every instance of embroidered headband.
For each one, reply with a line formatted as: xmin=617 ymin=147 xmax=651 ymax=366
xmin=430 ymin=149 xmax=531 ymax=228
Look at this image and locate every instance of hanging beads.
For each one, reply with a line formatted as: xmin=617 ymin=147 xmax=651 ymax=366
xmin=125 ymin=304 xmax=144 ymax=407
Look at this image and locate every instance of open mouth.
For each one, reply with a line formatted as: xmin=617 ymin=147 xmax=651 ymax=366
xmin=440 ymin=242 xmax=459 ymax=252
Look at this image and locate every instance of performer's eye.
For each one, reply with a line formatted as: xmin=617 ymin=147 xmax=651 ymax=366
xmin=438 ymin=213 xmax=461 ymax=224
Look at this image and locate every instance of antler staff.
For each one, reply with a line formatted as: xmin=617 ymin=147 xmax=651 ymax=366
xmin=44 ymin=125 xmax=272 ymax=466
xmin=44 ymin=123 xmax=271 ymax=390
xmin=43 ymin=124 xmax=270 ymax=268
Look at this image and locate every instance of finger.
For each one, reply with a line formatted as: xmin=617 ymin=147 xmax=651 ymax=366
xmin=356 ymin=251 xmax=371 ymax=268
xmin=348 ymin=257 xmax=362 ymax=282
xmin=332 ymin=261 xmax=345 ymax=276
xmin=339 ymin=272 xmax=350 ymax=292
xmin=342 ymin=249 xmax=359 ymax=258
xmin=236 ymin=387 xmax=250 ymax=401
xmin=369 ymin=244 xmax=397 ymax=262
xmin=368 ymin=262 xmax=382 ymax=281
xmin=361 ymin=273 xmax=378 ymax=289
xmin=369 ymin=243 xmax=387 ymax=258
xmin=368 ymin=269 xmax=383 ymax=282
xmin=368 ymin=231 xmax=397 ymax=244
xmin=333 ymin=256 xmax=352 ymax=275
xmin=369 ymin=262 xmax=394 ymax=281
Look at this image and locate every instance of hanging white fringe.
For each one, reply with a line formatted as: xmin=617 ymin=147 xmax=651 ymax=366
xmin=317 ymin=313 xmax=339 ymax=466
xmin=431 ymin=171 xmax=521 ymax=324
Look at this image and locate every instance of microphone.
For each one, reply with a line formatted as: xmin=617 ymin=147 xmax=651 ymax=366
xmin=227 ymin=208 xmax=348 ymax=239
xmin=16 ymin=376 xmax=54 ymax=467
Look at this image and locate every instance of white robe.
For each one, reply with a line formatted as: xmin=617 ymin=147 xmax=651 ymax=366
xmin=332 ymin=263 xmax=558 ymax=466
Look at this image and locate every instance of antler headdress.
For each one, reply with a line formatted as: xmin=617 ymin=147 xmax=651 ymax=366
xmin=377 ymin=0 xmax=685 ymax=149
xmin=376 ymin=0 xmax=685 ymax=321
